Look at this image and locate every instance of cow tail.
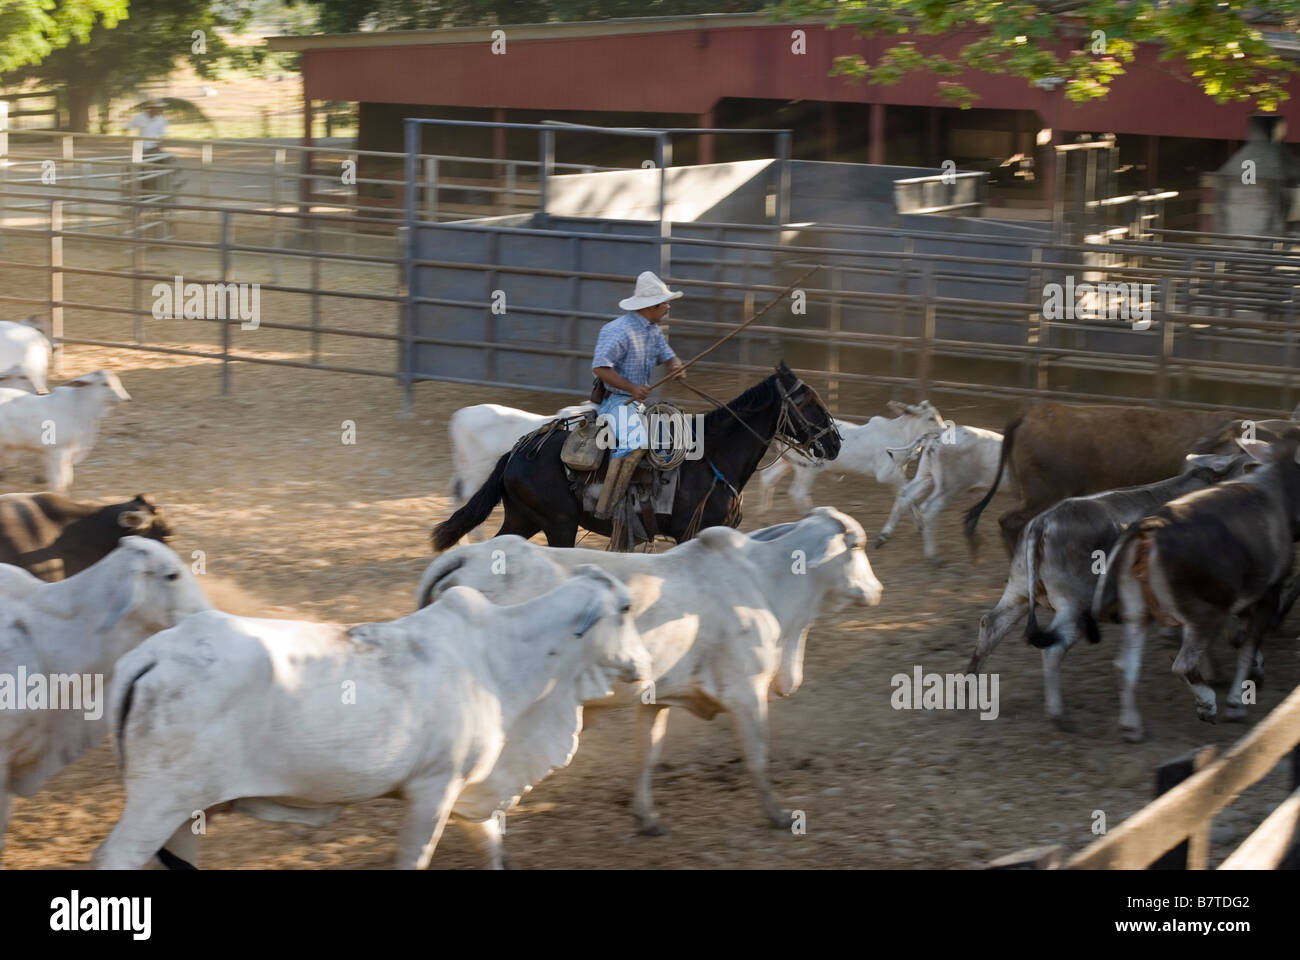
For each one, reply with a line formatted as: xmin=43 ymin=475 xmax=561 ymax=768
xmin=1092 ymin=523 xmax=1143 ymax=627
xmin=432 ymin=452 xmax=509 ymax=552
xmin=112 ymin=659 xmax=156 ymax=768
xmin=964 ymin=414 xmax=1021 ymax=558
xmin=1023 ymin=518 xmax=1058 ymax=648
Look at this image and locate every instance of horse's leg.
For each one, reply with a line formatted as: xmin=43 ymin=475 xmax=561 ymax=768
xmin=543 ymin=518 xmax=580 ymax=548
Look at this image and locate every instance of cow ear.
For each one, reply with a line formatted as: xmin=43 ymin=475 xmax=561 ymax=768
xmin=886 ymin=400 xmax=907 ymax=415
xmin=808 ymin=533 xmax=850 ymax=568
xmin=118 ymin=510 xmax=151 ymax=531
xmin=1235 ymin=437 xmax=1273 ymax=460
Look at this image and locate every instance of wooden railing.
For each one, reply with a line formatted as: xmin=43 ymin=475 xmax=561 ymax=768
xmin=991 ymin=683 xmax=1300 ymax=870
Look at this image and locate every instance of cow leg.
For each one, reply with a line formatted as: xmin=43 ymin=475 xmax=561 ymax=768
xmin=1172 ymin=621 xmax=1222 ymax=723
xmin=787 ymin=465 xmax=817 ymax=514
xmin=45 ymin=449 xmax=73 ymax=493
xmin=876 ymin=473 xmax=932 ymax=548
xmin=456 ymin=817 xmax=507 ymax=870
xmin=969 ymin=584 xmax=1029 ymax=673
xmin=633 ymin=705 xmax=671 ymax=836
xmin=758 ymin=458 xmax=790 ymax=514
xmin=996 ymin=507 xmax=1034 ymax=558
xmin=918 ymin=488 xmax=955 ymax=565
xmin=94 ymin=790 xmax=205 ymax=869
xmin=1225 ymin=598 xmax=1274 ymax=720
xmin=1040 ymin=609 xmax=1080 ymax=731
xmin=151 ymin=820 xmax=202 ymax=869
xmin=396 ymin=774 xmax=463 ymax=870
xmin=726 ymin=685 xmax=791 ymax=828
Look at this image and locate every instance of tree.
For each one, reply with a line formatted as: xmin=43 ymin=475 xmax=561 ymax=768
xmin=770 ymin=1 xmax=1300 ymax=111
xmin=4 ymin=0 xmax=257 ymax=132
xmin=0 ymin=0 xmax=126 ymax=75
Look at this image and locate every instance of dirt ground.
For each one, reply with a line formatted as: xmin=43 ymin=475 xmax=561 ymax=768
xmin=1 ymin=230 xmax=1297 ymax=870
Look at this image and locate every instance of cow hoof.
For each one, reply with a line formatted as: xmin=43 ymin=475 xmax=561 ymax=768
xmin=638 ymin=821 xmax=667 ymax=837
xmin=1197 ymin=707 xmax=1217 ymax=724
xmin=1223 ymin=704 xmax=1247 ymax=722
xmin=769 ymin=809 xmax=797 ymax=830
xmin=1121 ymin=726 xmax=1145 ymax=743
xmin=927 ymin=556 xmax=945 ymax=568
xmin=874 ymin=534 xmax=890 ymax=548
xmin=1051 ymin=715 xmax=1077 ymax=733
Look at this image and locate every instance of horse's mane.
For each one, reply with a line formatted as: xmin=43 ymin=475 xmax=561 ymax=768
xmin=700 ymin=373 xmax=779 ymax=433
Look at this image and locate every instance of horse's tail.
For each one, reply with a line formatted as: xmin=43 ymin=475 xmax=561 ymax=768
xmin=432 ymin=452 xmax=508 ymax=552
xmin=964 ymin=414 xmax=1022 ymax=560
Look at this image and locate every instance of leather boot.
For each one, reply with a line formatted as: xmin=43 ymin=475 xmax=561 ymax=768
xmin=594 ymin=448 xmax=645 ymax=519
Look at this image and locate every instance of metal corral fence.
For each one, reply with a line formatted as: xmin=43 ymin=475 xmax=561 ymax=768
xmin=4 ymin=180 xmax=1300 ymax=418
xmin=991 ymin=685 xmax=1300 ymax=870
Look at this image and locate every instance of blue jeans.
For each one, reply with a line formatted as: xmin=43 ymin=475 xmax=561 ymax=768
xmin=596 ymin=394 xmax=647 ymax=459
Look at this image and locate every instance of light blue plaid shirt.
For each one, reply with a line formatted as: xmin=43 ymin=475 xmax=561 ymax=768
xmin=591 ymin=311 xmax=676 ymax=398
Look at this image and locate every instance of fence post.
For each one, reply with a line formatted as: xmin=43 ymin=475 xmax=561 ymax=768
xmin=918 ymin=259 xmax=935 ymax=398
xmin=401 ymin=118 xmax=419 ymax=415
xmin=1151 ymin=746 xmax=1216 ymax=869
xmin=775 ymin=130 xmax=792 ymax=225
xmin=505 ymin=161 xmax=516 ymax=215
xmin=424 ymin=156 xmax=438 ymax=222
xmin=828 ymin=264 xmax=841 ymax=411
xmin=1155 ymin=274 xmax=1172 ymax=407
xmin=537 ymin=129 xmax=553 ymax=228
xmin=310 ymin=215 xmax=321 ymax=364
xmin=219 ymin=210 xmax=232 ymax=396
xmin=49 ymin=200 xmax=63 ymax=376
xmin=271 ymin=148 xmax=285 ymax=283
xmin=131 ymin=198 xmax=143 ymax=343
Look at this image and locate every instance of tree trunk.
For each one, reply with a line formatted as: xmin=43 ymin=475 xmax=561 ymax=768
xmin=66 ymin=85 xmax=92 ymax=132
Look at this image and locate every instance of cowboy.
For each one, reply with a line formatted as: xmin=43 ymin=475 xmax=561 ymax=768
xmin=592 ymin=271 xmax=687 ymax=519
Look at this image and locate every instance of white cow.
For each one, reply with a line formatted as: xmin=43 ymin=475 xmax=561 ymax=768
xmin=875 ymin=424 xmax=1008 ymax=563
xmin=0 ymin=538 xmax=210 ymax=863
xmin=448 ymin=401 xmax=596 ymax=541
xmin=93 ymin=565 xmax=650 ymax=871
xmin=0 ymin=366 xmax=39 ymax=398
xmin=416 ymin=507 xmax=883 ymax=837
xmin=0 ymin=319 xmax=49 ymax=395
xmin=757 ymin=401 xmax=945 ymax=514
xmin=0 ymin=369 xmax=131 ymax=492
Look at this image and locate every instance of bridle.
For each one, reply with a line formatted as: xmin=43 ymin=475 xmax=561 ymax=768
xmin=772 ymin=376 xmax=841 ymax=466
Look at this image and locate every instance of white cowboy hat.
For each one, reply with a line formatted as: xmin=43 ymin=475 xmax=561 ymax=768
xmin=619 ymin=271 xmax=684 ymax=311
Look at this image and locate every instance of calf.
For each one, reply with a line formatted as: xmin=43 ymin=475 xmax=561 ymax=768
xmin=876 ymin=424 xmax=1007 ymax=564
xmin=963 ymin=403 xmax=1236 ymax=559
xmin=0 ymin=493 xmax=172 ymax=581
xmin=758 ymin=401 xmax=945 ymax=514
xmin=0 ymin=538 xmax=211 ymax=862
xmin=969 ymin=455 xmax=1245 ymax=729
xmin=1094 ymin=434 xmax=1300 ymax=741
xmin=0 ymin=369 xmax=131 ymax=492
xmin=0 ymin=318 xmax=49 ymax=395
xmin=93 ymin=566 xmax=649 ymax=870
xmin=417 ymin=507 xmax=882 ymax=836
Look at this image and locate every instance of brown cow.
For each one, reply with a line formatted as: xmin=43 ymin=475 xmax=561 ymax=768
xmin=0 ymin=492 xmax=173 ymax=581
xmin=963 ymin=403 xmax=1237 ymax=559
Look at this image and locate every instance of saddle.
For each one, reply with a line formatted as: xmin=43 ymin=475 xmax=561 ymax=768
xmin=557 ymin=409 xmax=677 ymax=549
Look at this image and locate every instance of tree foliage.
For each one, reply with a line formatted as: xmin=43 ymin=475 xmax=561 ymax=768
xmin=770 ymin=1 xmax=1300 ymax=111
xmin=0 ymin=0 xmax=127 ymax=74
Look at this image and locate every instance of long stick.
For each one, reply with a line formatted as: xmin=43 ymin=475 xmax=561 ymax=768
xmin=645 ymin=264 xmax=823 ymax=392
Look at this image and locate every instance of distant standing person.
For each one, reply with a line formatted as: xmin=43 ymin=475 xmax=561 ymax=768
xmin=126 ymin=101 xmax=168 ymax=154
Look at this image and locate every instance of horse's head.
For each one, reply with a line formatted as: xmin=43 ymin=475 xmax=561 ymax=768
xmin=775 ymin=361 xmax=841 ymax=462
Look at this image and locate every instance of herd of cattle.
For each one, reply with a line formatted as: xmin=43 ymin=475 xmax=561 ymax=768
xmin=2 ymin=313 xmax=1299 ymax=868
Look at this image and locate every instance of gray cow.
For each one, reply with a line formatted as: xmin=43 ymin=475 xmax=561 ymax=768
xmin=970 ymin=453 xmax=1246 ymax=730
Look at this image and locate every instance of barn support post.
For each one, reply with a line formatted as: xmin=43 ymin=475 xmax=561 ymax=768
xmin=1151 ymin=746 xmax=1216 ymax=869
xmin=49 ymin=200 xmax=63 ymax=376
xmin=868 ymin=103 xmax=885 ymax=165
xmin=698 ymin=108 xmax=715 ymax=165
xmin=218 ymin=209 xmax=232 ymax=396
xmin=656 ymin=132 xmax=671 ymax=277
xmin=400 ymin=117 xmax=419 ymax=414
xmin=776 ymin=130 xmax=792 ymax=225
xmin=537 ymin=129 xmax=554 ymax=228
